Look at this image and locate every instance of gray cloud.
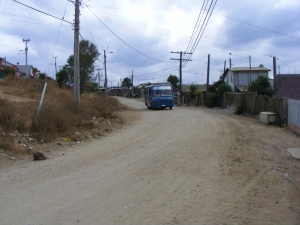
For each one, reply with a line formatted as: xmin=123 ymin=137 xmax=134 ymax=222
xmin=0 ymin=0 xmax=299 ymax=85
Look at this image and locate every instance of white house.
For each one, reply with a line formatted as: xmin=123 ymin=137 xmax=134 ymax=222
xmin=224 ymin=65 xmax=271 ymax=92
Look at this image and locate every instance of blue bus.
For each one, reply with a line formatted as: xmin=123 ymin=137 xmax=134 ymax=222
xmin=144 ymin=84 xmax=174 ymax=110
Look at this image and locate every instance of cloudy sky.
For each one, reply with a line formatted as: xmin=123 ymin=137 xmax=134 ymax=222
xmin=1 ymin=0 xmax=299 ymax=86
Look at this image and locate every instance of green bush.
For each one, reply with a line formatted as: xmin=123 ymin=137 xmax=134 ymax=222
xmin=234 ymin=105 xmax=243 ymax=115
xmin=217 ymin=83 xmax=232 ymax=97
xmin=205 ymin=92 xmax=216 ymax=108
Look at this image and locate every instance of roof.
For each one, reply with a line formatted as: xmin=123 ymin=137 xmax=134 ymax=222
xmin=228 ymin=67 xmax=271 ymax=72
xmin=236 ymin=86 xmax=248 ymax=92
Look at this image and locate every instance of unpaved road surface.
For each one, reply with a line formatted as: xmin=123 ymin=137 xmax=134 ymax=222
xmin=1 ymin=97 xmax=300 ymax=225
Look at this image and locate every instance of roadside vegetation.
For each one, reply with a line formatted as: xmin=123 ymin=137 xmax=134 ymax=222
xmin=0 ymin=77 xmax=127 ymax=156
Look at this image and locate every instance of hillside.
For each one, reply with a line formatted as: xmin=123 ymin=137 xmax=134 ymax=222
xmin=0 ymin=77 xmax=131 ymax=163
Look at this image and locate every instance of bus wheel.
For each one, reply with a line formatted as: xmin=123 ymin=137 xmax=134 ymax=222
xmin=169 ymin=106 xmax=172 ymax=110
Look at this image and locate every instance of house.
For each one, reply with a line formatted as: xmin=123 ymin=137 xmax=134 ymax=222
xmin=224 ymin=65 xmax=271 ymax=92
xmin=18 ymin=65 xmax=39 ymax=78
xmin=275 ymin=74 xmax=300 ymax=100
xmin=0 ymin=57 xmax=21 ymax=78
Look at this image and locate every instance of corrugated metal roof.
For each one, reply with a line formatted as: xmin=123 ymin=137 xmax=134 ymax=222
xmin=236 ymin=86 xmax=248 ymax=92
xmin=228 ymin=67 xmax=271 ymax=72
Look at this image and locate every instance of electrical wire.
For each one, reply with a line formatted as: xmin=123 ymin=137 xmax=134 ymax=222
xmin=92 ymin=13 xmax=171 ymax=50
xmin=185 ymin=0 xmax=208 ymax=55
xmin=0 ymin=16 xmax=70 ymax=26
xmin=47 ymin=0 xmax=69 ymax=77
xmin=12 ymin=0 xmax=73 ymax=25
xmin=183 ymin=0 xmax=217 ymax=67
xmin=134 ymin=66 xmax=178 ymax=77
xmin=213 ymin=12 xmax=300 ymax=40
xmin=276 ymin=58 xmax=299 ymax=74
xmin=82 ymin=2 xmax=169 ymax=63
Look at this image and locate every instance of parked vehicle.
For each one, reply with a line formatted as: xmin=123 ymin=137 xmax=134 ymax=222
xmin=144 ymin=84 xmax=174 ymax=110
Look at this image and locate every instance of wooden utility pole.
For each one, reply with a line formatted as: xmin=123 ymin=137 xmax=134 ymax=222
xmin=206 ymin=54 xmax=210 ymax=93
xmin=53 ymin=56 xmax=58 ymax=78
xmin=73 ymin=0 xmax=80 ymax=105
xmin=104 ymin=49 xmax=107 ymax=97
xmin=131 ymin=70 xmax=134 ymax=98
xmin=249 ymin=55 xmax=252 ymax=92
xmin=170 ymin=51 xmax=192 ymax=105
xmin=223 ymin=60 xmax=226 ymax=82
xmin=273 ymin=56 xmax=277 ymax=94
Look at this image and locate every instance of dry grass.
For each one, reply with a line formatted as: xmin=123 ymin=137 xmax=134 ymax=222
xmin=0 ymin=77 xmax=127 ymax=155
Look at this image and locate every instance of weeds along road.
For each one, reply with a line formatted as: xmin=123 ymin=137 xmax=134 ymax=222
xmin=1 ymin=97 xmax=300 ymax=225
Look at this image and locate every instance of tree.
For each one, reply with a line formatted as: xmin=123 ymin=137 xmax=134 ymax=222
xmin=121 ymin=77 xmax=132 ymax=88
xmin=249 ymin=75 xmax=274 ymax=96
xmin=217 ymin=83 xmax=232 ymax=97
xmin=167 ymin=74 xmax=179 ymax=90
xmin=56 ymin=40 xmax=100 ymax=93
xmin=189 ymin=84 xmax=198 ymax=99
xmin=209 ymin=75 xmax=224 ymax=92
xmin=56 ymin=65 xmax=73 ymax=88
xmin=3 ymin=66 xmax=13 ymax=75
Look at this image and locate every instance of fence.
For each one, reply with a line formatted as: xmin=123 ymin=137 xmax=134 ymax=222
xmin=288 ymin=99 xmax=300 ymax=135
xmin=223 ymin=92 xmax=284 ymax=124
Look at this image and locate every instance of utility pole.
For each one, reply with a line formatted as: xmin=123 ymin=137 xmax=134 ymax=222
xmin=95 ymin=68 xmax=102 ymax=87
xmin=229 ymin=53 xmax=232 ymax=68
xmin=103 ymin=48 xmax=113 ymax=97
xmin=273 ymin=56 xmax=277 ymax=95
xmin=73 ymin=0 xmax=80 ymax=106
xmin=223 ymin=60 xmax=226 ymax=82
xmin=23 ymin=38 xmax=30 ymax=78
xmin=131 ymin=70 xmax=134 ymax=98
xmin=249 ymin=55 xmax=252 ymax=92
xmin=170 ymin=51 xmax=192 ymax=105
xmin=53 ymin=56 xmax=58 ymax=78
xmin=104 ymin=49 xmax=107 ymax=97
xmin=206 ymin=54 xmax=210 ymax=93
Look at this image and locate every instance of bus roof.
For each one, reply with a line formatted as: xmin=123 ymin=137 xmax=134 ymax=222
xmin=144 ymin=83 xmax=171 ymax=88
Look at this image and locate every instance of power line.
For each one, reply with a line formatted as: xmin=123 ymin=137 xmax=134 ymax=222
xmin=276 ymin=58 xmax=299 ymax=74
xmin=213 ymin=12 xmax=300 ymax=40
xmin=91 ymin=12 xmax=171 ymax=50
xmin=134 ymin=66 xmax=178 ymax=77
xmin=12 ymin=0 xmax=73 ymax=25
xmin=183 ymin=0 xmax=217 ymax=67
xmin=185 ymin=0 xmax=209 ymax=55
xmin=47 ymin=0 xmax=69 ymax=77
xmin=0 ymin=16 xmax=70 ymax=26
xmin=82 ymin=2 xmax=169 ymax=63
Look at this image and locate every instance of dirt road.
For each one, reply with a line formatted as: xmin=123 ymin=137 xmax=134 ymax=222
xmin=1 ymin=97 xmax=300 ymax=225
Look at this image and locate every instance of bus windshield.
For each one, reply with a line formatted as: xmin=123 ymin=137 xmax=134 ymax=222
xmin=152 ymin=86 xmax=173 ymax=97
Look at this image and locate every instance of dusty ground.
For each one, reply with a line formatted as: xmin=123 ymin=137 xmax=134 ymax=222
xmin=1 ymin=97 xmax=300 ymax=225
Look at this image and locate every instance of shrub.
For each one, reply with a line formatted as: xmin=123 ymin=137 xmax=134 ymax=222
xmin=205 ymin=92 xmax=217 ymax=108
xmin=217 ymin=83 xmax=232 ymax=97
xmin=234 ymin=105 xmax=243 ymax=115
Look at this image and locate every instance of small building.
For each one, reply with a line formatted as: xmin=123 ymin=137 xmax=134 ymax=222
xmin=18 ymin=65 xmax=38 ymax=78
xmin=224 ymin=65 xmax=271 ymax=92
xmin=0 ymin=57 xmax=21 ymax=78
